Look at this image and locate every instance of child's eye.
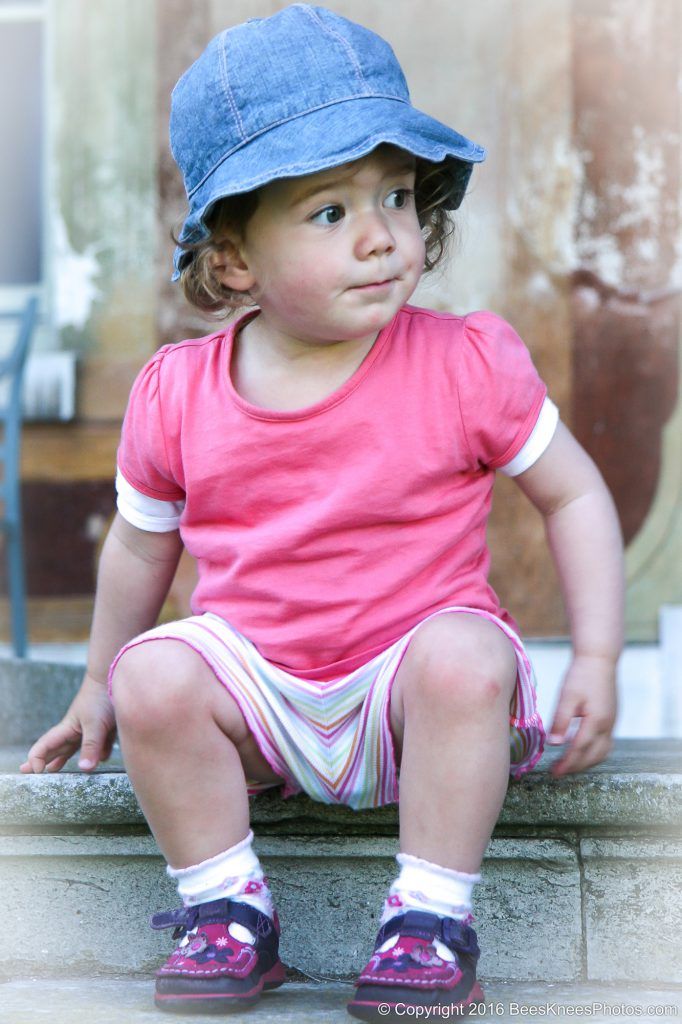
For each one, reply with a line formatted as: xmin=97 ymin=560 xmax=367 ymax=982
xmin=384 ymin=188 xmax=413 ymax=210
xmin=310 ymin=205 xmax=344 ymax=225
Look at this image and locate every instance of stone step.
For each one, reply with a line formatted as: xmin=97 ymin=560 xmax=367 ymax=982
xmin=3 ymin=739 xmax=681 ymax=987
xmin=2 ymin=738 xmax=682 ymax=827
xmin=2 ymin=659 xmax=681 ymax=988
xmin=1 ymin=978 xmax=681 ymax=1024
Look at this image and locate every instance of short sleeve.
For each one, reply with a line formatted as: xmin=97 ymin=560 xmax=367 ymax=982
xmin=115 ymin=469 xmax=184 ymax=531
xmin=116 ymin=350 xmax=185 ymax=501
xmin=457 ymin=311 xmax=547 ymax=470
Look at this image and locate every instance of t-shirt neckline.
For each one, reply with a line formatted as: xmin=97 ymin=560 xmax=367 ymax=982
xmin=222 ymin=308 xmax=398 ymax=422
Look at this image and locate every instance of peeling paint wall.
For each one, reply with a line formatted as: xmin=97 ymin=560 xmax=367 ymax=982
xmin=11 ymin=1 xmax=160 ymax=627
xmin=569 ymin=0 xmax=681 ymax=638
xmin=50 ymin=0 xmax=157 ymax=418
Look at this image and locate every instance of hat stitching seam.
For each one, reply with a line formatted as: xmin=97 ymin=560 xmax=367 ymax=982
xmin=178 ymin=143 xmax=476 ymax=252
xmin=182 ymin=133 xmax=475 ymax=234
xmin=217 ymin=32 xmax=247 ymax=142
xmin=186 ymin=94 xmax=411 ymax=199
xmin=305 ymin=6 xmax=369 ymax=96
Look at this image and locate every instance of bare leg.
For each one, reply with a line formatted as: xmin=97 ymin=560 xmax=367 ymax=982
xmin=111 ymin=639 xmax=283 ymax=869
xmin=390 ymin=613 xmax=518 ymax=873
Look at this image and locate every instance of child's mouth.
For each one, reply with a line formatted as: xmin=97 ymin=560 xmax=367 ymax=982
xmin=351 ymin=277 xmax=397 ymax=292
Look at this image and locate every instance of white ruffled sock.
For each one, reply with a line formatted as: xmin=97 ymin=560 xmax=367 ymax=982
xmin=378 ymin=852 xmax=480 ymax=960
xmin=166 ymin=830 xmax=274 ymax=919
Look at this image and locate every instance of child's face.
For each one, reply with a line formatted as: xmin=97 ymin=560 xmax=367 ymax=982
xmin=222 ymin=146 xmax=426 ymax=348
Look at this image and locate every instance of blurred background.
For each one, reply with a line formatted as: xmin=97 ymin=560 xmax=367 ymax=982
xmin=1 ymin=0 xmax=681 ymax=735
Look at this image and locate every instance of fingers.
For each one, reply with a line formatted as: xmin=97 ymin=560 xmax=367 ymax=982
xmin=19 ymin=719 xmax=83 ymax=774
xmin=547 ymin=693 xmax=578 ymax=748
xmin=44 ymin=755 xmax=73 ymax=773
xmin=78 ymin=720 xmax=114 ymax=771
xmin=550 ymin=716 xmax=613 ymax=777
xmin=99 ymin=734 xmax=116 ymax=764
xmin=19 ymin=719 xmax=109 ymax=774
xmin=20 ymin=672 xmax=117 ymax=776
xmin=548 ymin=685 xmax=615 ymax=776
xmin=549 ymin=655 xmax=618 ymax=778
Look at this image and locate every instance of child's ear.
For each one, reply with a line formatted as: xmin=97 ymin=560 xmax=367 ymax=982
xmin=211 ymin=239 xmax=256 ymax=293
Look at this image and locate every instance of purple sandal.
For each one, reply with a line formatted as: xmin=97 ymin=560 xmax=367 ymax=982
xmin=348 ymin=911 xmax=484 ymax=1021
xmin=151 ymin=897 xmax=286 ymax=1013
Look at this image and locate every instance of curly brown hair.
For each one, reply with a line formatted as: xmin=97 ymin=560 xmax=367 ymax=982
xmin=175 ymin=153 xmax=469 ymax=317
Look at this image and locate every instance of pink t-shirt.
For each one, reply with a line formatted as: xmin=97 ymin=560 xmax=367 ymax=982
xmin=117 ymin=305 xmax=546 ymax=679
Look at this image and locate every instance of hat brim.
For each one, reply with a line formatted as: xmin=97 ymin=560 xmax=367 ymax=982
xmin=172 ymin=96 xmax=485 ymax=279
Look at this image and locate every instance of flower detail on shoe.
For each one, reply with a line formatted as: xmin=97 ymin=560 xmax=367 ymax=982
xmin=155 ymin=912 xmax=259 ymax=978
xmin=164 ymin=924 xmax=256 ymax=973
xmin=410 ymin=942 xmax=445 ymax=968
xmin=362 ymin=934 xmax=459 ymax=987
xmin=184 ymin=930 xmax=209 ymax=957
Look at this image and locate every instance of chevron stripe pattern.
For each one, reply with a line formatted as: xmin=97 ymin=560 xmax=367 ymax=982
xmin=109 ymin=608 xmax=544 ymax=809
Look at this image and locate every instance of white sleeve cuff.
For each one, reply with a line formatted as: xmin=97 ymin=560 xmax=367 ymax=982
xmin=499 ymin=397 xmax=559 ymax=477
xmin=115 ymin=469 xmax=185 ymax=532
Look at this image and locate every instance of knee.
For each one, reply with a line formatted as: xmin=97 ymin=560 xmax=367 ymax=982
xmin=110 ymin=639 xmax=203 ymax=735
xmin=401 ymin=615 xmax=517 ymax=717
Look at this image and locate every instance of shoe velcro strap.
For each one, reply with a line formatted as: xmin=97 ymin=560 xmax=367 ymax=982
xmin=149 ymin=898 xmax=276 ymax=945
xmin=150 ymin=906 xmax=190 ymax=931
xmin=442 ymin=917 xmax=480 ymax=959
xmin=374 ymin=911 xmax=433 ymax=948
xmin=375 ymin=911 xmax=479 ymax=960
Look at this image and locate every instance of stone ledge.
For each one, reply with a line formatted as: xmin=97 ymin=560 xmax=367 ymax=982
xmin=1 ymin=740 xmax=681 ymax=830
xmin=2 ymin=746 xmax=681 ymax=984
xmin=3 ymin=665 xmax=682 ymax=986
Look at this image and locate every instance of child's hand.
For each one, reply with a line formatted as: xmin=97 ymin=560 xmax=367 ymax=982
xmin=19 ymin=671 xmax=117 ymax=774
xmin=546 ymin=654 xmax=618 ymax=777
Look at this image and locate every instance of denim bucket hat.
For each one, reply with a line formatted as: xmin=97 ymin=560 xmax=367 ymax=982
xmin=170 ymin=3 xmax=486 ymax=279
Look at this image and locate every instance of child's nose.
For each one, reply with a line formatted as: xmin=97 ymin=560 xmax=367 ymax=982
xmin=354 ymin=211 xmax=396 ymax=259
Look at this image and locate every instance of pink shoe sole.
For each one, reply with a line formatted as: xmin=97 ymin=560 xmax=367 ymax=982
xmin=347 ymin=980 xmax=485 ymax=1021
xmin=155 ymin=960 xmax=287 ymax=1014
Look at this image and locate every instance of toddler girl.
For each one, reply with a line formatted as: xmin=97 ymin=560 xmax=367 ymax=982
xmin=22 ymin=5 xmax=623 ymax=1020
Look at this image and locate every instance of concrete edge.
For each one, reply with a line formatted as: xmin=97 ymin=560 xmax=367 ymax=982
xmin=1 ymin=765 xmax=681 ymax=829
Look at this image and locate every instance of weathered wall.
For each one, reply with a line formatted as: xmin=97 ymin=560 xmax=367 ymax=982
xmin=10 ymin=0 xmax=682 ymax=642
xmin=570 ymin=0 xmax=682 ymax=638
xmin=9 ymin=1 xmax=158 ymax=632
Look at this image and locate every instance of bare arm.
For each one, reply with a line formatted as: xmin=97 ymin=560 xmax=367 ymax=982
xmin=86 ymin=513 xmax=184 ymax=684
xmin=20 ymin=513 xmax=183 ymax=774
xmin=514 ymin=422 xmax=625 ymax=776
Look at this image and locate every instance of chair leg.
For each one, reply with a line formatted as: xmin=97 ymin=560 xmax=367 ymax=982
xmin=6 ymin=521 xmax=28 ymax=658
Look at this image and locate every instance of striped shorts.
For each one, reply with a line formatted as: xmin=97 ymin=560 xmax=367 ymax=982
xmin=108 ymin=606 xmax=545 ymax=810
